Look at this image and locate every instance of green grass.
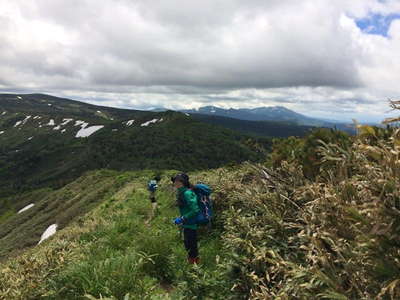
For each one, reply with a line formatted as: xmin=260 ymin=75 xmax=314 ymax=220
xmin=43 ymin=182 xmax=225 ymax=299
xmin=0 ymin=170 xmax=228 ymax=299
xmin=0 ymin=209 xmax=14 ymax=224
xmin=0 ymin=170 xmax=131 ymax=261
xmin=2 ymin=124 xmax=400 ymax=299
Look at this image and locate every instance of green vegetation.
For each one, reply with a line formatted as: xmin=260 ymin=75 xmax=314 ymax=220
xmin=86 ymin=115 xmax=270 ymax=171
xmin=271 ymin=128 xmax=353 ymax=178
xmin=0 ymin=170 xmax=228 ymax=299
xmin=191 ymin=113 xmax=315 ymax=138
xmin=0 ymin=170 xmax=128 ymax=260
xmin=1 ymin=94 xmax=399 ymax=299
xmin=1 ymin=124 xmax=400 ymax=299
xmin=0 ymin=93 xmax=271 ymax=198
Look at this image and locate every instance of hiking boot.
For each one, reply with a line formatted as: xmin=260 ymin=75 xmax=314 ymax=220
xmin=188 ymin=257 xmax=200 ymax=264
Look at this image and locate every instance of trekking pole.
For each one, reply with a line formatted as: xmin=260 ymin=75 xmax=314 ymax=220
xmin=179 ymin=226 xmax=183 ymax=241
xmin=208 ymin=197 xmax=213 ymax=231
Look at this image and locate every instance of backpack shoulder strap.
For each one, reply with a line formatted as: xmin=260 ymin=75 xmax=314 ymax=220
xmin=177 ymin=189 xmax=187 ymax=207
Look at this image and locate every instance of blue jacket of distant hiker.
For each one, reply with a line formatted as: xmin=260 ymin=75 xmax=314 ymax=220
xmin=177 ymin=187 xmax=200 ymax=230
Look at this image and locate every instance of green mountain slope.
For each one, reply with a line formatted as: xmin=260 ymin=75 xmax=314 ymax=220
xmin=0 ymin=93 xmax=270 ymax=199
xmin=0 ymin=93 xmax=147 ymax=119
xmin=0 ymin=170 xmax=124 ymax=260
xmin=190 ymin=113 xmax=315 ymax=137
xmin=1 ymin=126 xmax=399 ymax=299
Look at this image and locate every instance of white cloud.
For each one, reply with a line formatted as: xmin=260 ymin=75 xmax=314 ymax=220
xmin=0 ymin=0 xmax=400 ymax=122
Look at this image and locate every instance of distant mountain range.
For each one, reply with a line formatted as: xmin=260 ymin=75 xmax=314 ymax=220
xmin=182 ymin=106 xmax=337 ymax=126
xmin=152 ymin=105 xmax=356 ymax=134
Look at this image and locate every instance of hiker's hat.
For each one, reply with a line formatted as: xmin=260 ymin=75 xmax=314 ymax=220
xmin=171 ymin=173 xmax=189 ymax=185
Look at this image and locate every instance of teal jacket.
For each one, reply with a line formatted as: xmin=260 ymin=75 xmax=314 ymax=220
xmin=177 ymin=187 xmax=200 ymax=230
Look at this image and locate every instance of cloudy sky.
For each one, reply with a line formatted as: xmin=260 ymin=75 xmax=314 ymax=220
xmin=1 ymin=0 xmax=400 ymax=122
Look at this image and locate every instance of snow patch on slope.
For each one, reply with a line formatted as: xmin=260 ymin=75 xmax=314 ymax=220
xmin=18 ymin=203 xmax=34 ymax=214
xmin=74 ymin=120 xmax=88 ymax=128
xmin=22 ymin=115 xmax=31 ymax=124
xmin=38 ymin=224 xmax=57 ymax=245
xmin=140 ymin=118 xmax=163 ymax=127
xmin=126 ymin=120 xmax=135 ymax=126
xmin=76 ymin=125 xmax=104 ymax=138
xmin=61 ymin=118 xmax=73 ymax=126
xmin=14 ymin=115 xmax=31 ymax=127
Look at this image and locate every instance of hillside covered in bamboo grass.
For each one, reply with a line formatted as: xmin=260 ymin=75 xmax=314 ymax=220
xmin=1 ymin=119 xmax=400 ymax=299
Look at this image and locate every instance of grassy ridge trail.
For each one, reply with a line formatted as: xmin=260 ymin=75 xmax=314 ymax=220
xmin=0 ymin=170 xmax=224 ymax=299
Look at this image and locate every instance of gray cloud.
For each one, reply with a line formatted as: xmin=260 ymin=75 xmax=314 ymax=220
xmin=0 ymin=0 xmax=363 ymax=89
xmin=0 ymin=0 xmax=399 ymax=122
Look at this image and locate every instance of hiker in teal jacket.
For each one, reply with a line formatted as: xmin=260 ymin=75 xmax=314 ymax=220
xmin=171 ymin=173 xmax=200 ymax=264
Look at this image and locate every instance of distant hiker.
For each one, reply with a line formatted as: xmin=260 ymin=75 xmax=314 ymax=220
xmin=147 ymin=175 xmax=161 ymax=221
xmin=171 ymin=173 xmax=201 ymax=264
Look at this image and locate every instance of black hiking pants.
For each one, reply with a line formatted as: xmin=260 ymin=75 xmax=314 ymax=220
xmin=149 ymin=191 xmax=156 ymax=203
xmin=183 ymin=228 xmax=198 ymax=259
